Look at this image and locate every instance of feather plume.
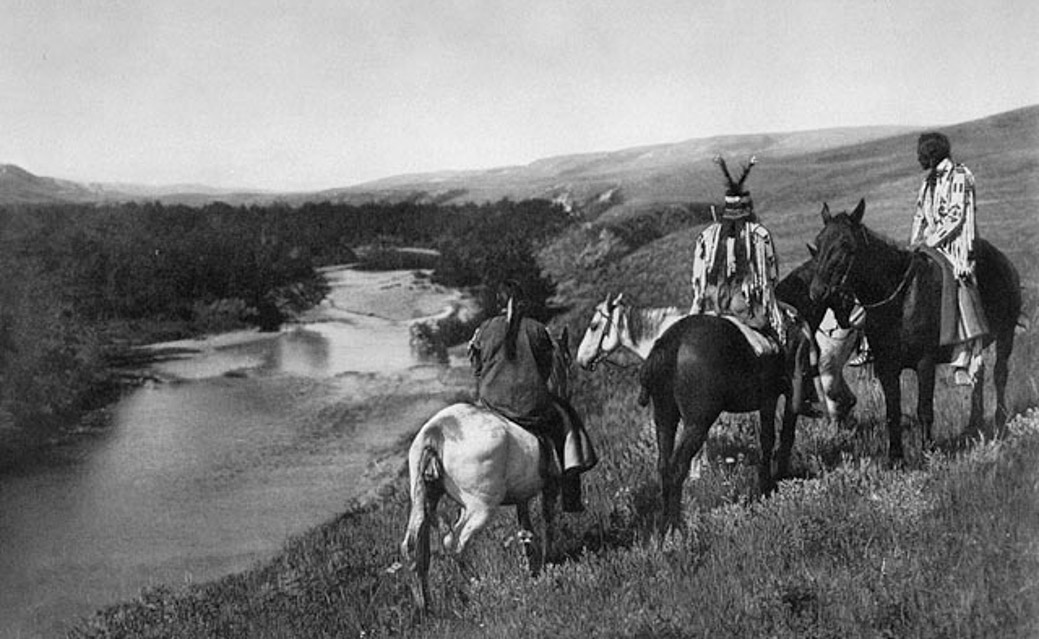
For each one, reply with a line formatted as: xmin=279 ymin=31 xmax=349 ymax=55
xmin=737 ymin=156 xmax=757 ymax=191
xmin=713 ymin=155 xmax=737 ymax=191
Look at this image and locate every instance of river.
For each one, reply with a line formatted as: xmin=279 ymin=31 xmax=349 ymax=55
xmin=0 ymin=267 xmax=475 ymax=638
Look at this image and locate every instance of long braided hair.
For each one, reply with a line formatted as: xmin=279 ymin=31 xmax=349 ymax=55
xmin=501 ymin=280 xmax=524 ymax=361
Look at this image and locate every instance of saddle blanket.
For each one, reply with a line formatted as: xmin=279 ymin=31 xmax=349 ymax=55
xmin=699 ymin=311 xmax=779 ymax=356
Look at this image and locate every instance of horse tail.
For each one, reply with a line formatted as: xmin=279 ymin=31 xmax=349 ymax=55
xmin=402 ymin=429 xmax=444 ymax=610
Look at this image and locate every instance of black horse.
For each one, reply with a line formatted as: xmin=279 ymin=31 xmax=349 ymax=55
xmin=809 ymin=199 xmax=1022 ymax=462
xmin=638 ymin=313 xmax=799 ymax=529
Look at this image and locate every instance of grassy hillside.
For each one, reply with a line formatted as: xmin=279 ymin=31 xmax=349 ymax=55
xmin=74 ymin=107 xmax=1039 ymax=638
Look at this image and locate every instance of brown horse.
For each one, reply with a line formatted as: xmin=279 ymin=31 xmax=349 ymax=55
xmin=809 ymin=199 xmax=1022 ymax=463
xmin=577 ymin=294 xmax=800 ymax=530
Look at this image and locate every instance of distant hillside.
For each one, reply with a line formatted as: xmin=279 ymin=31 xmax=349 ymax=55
xmin=314 ymin=125 xmax=918 ymax=211
xmin=0 ymin=164 xmax=101 ymax=204
xmin=0 ymin=167 xmax=277 ymax=206
xmin=0 ymin=125 xmax=916 ymax=208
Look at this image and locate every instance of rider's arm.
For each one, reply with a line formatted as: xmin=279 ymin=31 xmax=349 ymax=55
xmin=909 ymin=181 xmax=929 ymax=247
xmin=759 ymin=226 xmax=779 ymax=285
xmin=689 ymin=229 xmax=711 ymax=313
xmin=922 ymin=168 xmax=971 ymax=248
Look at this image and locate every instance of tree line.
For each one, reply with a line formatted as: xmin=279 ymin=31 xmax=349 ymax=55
xmin=0 ymin=197 xmax=571 ymax=433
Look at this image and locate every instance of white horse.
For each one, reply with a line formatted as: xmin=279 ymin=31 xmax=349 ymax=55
xmin=400 ymin=404 xmax=559 ymax=611
xmin=400 ymin=327 xmax=572 ymax=612
xmin=575 ymin=293 xmax=685 ymax=366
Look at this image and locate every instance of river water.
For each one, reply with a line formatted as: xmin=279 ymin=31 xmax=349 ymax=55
xmin=0 ymin=267 xmax=474 ymax=638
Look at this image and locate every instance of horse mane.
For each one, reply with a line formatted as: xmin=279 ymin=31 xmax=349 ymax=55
xmin=857 ymin=221 xmax=905 ymax=254
xmin=626 ymin=305 xmax=685 ymax=345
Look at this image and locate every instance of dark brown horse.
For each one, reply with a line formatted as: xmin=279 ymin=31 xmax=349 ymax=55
xmin=809 ymin=199 xmax=1021 ymax=463
xmin=635 ymin=312 xmax=798 ymax=529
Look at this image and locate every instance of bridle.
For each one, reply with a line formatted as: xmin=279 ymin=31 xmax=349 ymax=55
xmin=586 ymin=304 xmax=617 ymax=369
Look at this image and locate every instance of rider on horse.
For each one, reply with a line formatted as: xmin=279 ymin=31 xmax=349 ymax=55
xmin=690 ymin=156 xmax=816 ymax=414
xmin=910 ymin=132 xmax=989 ymax=386
xmin=467 ymin=281 xmax=597 ymax=512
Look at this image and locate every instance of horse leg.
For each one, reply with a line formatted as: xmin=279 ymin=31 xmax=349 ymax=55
xmin=540 ymin=481 xmax=559 ymax=568
xmin=665 ymin=415 xmax=713 ymax=529
xmin=776 ymin=396 xmax=797 ymax=481
xmin=915 ymin=360 xmax=936 ymax=449
xmin=447 ymin=502 xmax=494 ymax=557
xmin=993 ymin=332 xmax=1014 ymax=433
xmin=758 ymin=398 xmax=779 ymax=495
xmin=878 ymin=367 xmax=905 ymax=464
xmin=442 ymin=501 xmax=494 ymax=584
xmin=653 ymin=399 xmax=680 ymax=532
xmin=515 ymin=501 xmax=542 ymax=576
xmin=968 ymin=361 xmax=987 ymax=438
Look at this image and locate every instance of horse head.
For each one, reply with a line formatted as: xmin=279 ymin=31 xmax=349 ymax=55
xmin=809 ymin=199 xmax=867 ymax=320
xmin=576 ymin=293 xmax=626 ymax=370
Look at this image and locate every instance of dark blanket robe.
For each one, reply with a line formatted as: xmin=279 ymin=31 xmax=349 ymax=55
xmin=917 ymin=245 xmax=989 ymax=345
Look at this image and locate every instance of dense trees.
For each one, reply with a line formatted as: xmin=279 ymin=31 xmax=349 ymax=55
xmin=0 ymin=197 xmax=571 ymax=431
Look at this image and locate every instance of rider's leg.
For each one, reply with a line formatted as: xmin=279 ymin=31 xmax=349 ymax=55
xmin=548 ymin=401 xmax=588 ymax=513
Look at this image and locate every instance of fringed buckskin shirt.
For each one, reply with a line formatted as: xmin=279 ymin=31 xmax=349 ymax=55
xmin=910 ymin=158 xmax=977 ymax=278
xmin=690 ymin=219 xmax=785 ymax=343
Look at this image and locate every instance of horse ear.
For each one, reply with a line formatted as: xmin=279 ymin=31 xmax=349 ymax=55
xmin=614 ymin=292 xmax=624 ymax=306
xmin=851 ymin=198 xmax=866 ymax=224
xmin=820 ymin=203 xmax=832 ymax=225
xmin=807 ymin=242 xmax=818 ymax=258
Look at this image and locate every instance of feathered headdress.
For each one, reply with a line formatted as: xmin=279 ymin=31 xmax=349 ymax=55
xmin=714 ymin=155 xmax=757 ymax=215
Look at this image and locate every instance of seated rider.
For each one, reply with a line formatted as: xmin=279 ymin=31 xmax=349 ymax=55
xmin=690 ymin=156 xmax=815 ymax=414
xmin=909 ymin=132 xmax=988 ymax=385
xmin=467 ymin=281 xmax=597 ymax=513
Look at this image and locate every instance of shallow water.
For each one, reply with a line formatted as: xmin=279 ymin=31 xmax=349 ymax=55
xmin=0 ymin=268 xmax=470 ymax=638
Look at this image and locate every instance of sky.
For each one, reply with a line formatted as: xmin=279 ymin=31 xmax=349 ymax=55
xmin=2 ymin=0 xmax=1037 ymax=192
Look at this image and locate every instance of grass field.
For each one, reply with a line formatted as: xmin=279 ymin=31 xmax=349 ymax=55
xmin=74 ymin=109 xmax=1039 ymax=638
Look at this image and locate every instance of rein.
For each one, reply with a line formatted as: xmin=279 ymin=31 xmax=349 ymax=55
xmin=837 ymin=227 xmax=917 ymax=311
xmin=858 ymin=259 xmax=916 ymax=309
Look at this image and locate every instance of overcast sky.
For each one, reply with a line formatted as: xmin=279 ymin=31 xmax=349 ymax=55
xmin=2 ymin=0 xmax=1037 ymax=191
